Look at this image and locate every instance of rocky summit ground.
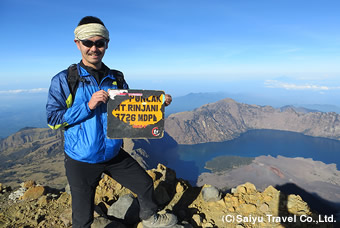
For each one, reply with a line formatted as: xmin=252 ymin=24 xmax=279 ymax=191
xmin=0 ymin=164 xmax=336 ymax=228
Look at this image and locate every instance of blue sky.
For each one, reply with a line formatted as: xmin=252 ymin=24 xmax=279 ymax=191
xmin=1 ymin=0 xmax=340 ymax=104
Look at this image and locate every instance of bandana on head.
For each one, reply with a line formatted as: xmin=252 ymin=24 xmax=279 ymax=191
xmin=74 ymin=23 xmax=109 ymax=40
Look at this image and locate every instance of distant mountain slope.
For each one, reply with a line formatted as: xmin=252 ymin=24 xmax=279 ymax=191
xmin=0 ymin=127 xmax=65 ymax=188
xmin=165 ymin=98 xmax=340 ymax=144
xmin=0 ymin=127 xmax=178 ymax=188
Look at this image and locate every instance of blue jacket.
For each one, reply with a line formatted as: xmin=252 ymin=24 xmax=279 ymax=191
xmin=46 ymin=63 xmax=129 ymax=163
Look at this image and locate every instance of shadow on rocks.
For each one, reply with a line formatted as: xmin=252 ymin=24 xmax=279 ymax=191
xmin=276 ymin=183 xmax=339 ymax=228
xmin=172 ymin=184 xmax=202 ymax=222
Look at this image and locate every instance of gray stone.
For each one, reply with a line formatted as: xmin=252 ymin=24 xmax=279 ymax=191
xmin=201 ymin=186 xmax=222 ymax=202
xmin=91 ymin=217 xmax=127 ymax=228
xmin=107 ymin=194 xmax=140 ymax=224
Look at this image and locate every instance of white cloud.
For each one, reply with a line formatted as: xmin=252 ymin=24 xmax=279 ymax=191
xmin=264 ymin=80 xmax=340 ymax=91
xmin=0 ymin=88 xmax=48 ymax=94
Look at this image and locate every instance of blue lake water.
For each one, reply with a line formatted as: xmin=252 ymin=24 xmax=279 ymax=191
xmin=165 ymin=129 xmax=340 ymax=183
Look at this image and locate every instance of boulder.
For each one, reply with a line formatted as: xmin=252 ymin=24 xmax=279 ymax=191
xmin=107 ymin=193 xmax=140 ymax=224
xmin=201 ymin=185 xmax=221 ymax=202
xmin=20 ymin=186 xmax=45 ymax=200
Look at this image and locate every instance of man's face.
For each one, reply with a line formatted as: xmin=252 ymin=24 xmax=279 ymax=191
xmin=75 ymin=36 xmax=108 ymax=69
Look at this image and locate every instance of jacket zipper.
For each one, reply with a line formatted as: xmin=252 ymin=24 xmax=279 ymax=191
xmin=98 ymin=75 xmax=114 ymax=90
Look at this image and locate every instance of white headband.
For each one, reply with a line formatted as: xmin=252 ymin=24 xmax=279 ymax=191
xmin=74 ymin=23 xmax=109 ymax=40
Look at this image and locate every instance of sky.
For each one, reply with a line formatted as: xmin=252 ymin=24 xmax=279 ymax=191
xmin=1 ymin=0 xmax=340 ymax=105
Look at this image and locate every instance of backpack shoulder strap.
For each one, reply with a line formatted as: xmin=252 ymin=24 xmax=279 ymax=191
xmin=66 ymin=64 xmax=80 ymax=106
xmin=66 ymin=66 xmax=126 ymax=107
xmin=110 ymin=69 xmax=126 ymax=89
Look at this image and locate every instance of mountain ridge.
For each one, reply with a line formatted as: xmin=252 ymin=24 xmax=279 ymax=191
xmin=1 ymin=97 xmax=340 ymax=186
xmin=165 ymin=98 xmax=340 ymax=144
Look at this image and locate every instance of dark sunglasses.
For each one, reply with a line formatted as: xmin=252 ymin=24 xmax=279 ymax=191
xmin=80 ymin=39 xmax=107 ymax=48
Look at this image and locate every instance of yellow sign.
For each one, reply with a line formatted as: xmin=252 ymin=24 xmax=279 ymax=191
xmin=107 ymin=90 xmax=165 ymax=139
xmin=111 ymin=94 xmax=164 ymax=128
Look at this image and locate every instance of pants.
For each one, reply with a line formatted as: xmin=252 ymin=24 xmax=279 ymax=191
xmin=64 ymin=148 xmax=158 ymax=228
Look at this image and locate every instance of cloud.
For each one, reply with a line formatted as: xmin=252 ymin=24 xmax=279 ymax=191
xmin=0 ymin=88 xmax=48 ymax=94
xmin=264 ymin=80 xmax=340 ymax=91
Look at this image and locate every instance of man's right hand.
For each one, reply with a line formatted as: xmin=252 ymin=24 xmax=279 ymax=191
xmin=88 ymin=90 xmax=109 ymax=110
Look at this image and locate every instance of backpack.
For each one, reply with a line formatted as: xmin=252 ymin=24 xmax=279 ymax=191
xmin=66 ymin=64 xmax=126 ymax=106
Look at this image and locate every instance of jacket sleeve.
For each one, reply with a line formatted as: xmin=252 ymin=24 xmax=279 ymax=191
xmin=46 ymin=71 xmax=92 ymax=129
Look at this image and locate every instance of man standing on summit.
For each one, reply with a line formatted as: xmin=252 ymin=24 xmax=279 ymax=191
xmin=46 ymin=16 xmax=176 ymax=228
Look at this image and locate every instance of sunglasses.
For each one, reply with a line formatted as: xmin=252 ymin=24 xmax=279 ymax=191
xmin=80 ymin=39 xmax=107 ymax=48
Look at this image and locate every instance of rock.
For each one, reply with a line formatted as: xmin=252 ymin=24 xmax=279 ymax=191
xmin=263 ymin=185 xmax=279 ymax=195
xmin=259 ymin=203 xmax=269 ymax=213
xmin=147 ymin=169 xmax=157 ymax=181
xmin=233 ymin=182 xmax=257 ymax=195
xmin=21 ymin=180 xmax=36 ymax=189
xmin=95 ymin=174 xmax=133 ymax=205
xmin=57 ymin=192 xmax=71 ymax=205
xmin=192 ymin=214 xmax=203 ymax=226
xmin=235 ymin=185 xmax=247 ymax=194
xmin=60 ymin=208 xmax=72 ymax=227
xmin=37 ymin=195 xmax=49 ymax=206
xmin=20 ymin=186 xmax=45 ymax=200
xmin=202 ymin=222 xmax=214 ymax=227
xmin=157 ymin=163 xmax=176 ymax=183
xmin=0 ymin=183 xmax=11 ymax=194
xmin=14 ymin=209 xmax=25 ymax=220
xmin=8 ymin=187 xmax=26 ymax=201
xmin=176 ymin=180 xmax=189 ymax=193
xmin=107 ymin=193 xmax=140 ymax=224
xmin=242 ymin=182 xmax=257 ymax=193
xmin=201 ymin=185 xmax=221 ymax=202
xmin=0 ymin=166 xmax=326 ymax=228
xmin=286 ymin=194 xmax=310 ymax=215
xmin=91 ymin=217 xmax=127 ymax=228
xmin=237 ymin=203 xmax=257 ymax=213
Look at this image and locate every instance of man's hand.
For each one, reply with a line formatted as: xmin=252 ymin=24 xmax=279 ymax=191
xmin=88 ymin=90 xmax=109 ymax=110
xmin=164 ymin=94 xmax=172 ymax=106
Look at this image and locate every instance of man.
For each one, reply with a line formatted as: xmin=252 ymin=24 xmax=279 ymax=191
xmin=46 ymin=16 xmax=177 ymax=228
